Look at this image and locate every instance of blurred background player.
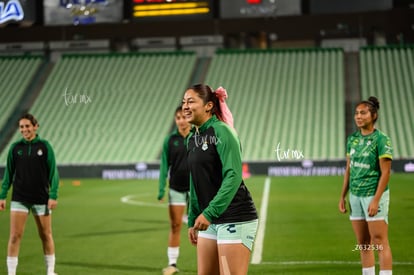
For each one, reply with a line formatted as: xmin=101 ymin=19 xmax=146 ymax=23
xmin=183 ymin=84 xmax=258 ymax=275
xmin=339 ymin=97 xmax=393 ymax=275
xmin=0 ymin=114 xmax=60 ymax=275
xmin=158 ymin=106 xmax=191 ymax=275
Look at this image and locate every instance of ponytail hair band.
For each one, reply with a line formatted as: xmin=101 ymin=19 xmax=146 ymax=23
xmin=214 ymin=86 xmax=234 ymax=129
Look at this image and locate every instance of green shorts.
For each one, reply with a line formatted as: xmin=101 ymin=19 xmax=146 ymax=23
xmin=198 ymin=219 xmax=258 ymax=251
xmin=169 ymin=188 xmax=189 ymax=206
xmin=11 ymin=201 xmax=51 ymax=216
xmin=349 ymin=190 xmax=389 ymax=224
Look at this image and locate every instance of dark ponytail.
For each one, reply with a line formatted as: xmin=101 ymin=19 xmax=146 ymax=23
xmin=186 ymin=84 xmax=234 ymax=128
xmin=187 ymin=84 xmax=222 ymax=118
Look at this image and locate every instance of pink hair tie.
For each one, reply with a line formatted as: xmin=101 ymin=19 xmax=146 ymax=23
xmin=214 ymin=86 xmax=234 ymax=129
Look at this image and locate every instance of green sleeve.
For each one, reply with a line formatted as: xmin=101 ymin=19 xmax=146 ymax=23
xmin=188 ymin=173 xmax=201 ymax=227
xmin=46 ymin=141 xmax=59 ymax=200
xmin=346 ymin=136 xmax=351 ymax=157
xmin=378 ymin=134 xmax=393 ymax=160
xmin=158 ymin=135 xmax=170 ymax=200
xmin=0 ymin=145 xmax=15 ymax=199
xmin=202 ymin=124 xmax=243 ymax=222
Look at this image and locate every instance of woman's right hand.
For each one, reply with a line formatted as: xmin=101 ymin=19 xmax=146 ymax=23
xmin=338 ymin=197 xmax=347 ymax=213
xmin=188 ymin=227 xmax=198 ymax=246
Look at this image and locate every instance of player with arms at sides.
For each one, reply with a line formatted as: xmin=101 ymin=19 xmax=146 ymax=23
xmin=183 ymin=84 xmax=258 ymax=275
xmin=158 ymin=106 xmax=191 ymax=275
xmin=339 ymin=97 xmax=393 ymax=275
xmin=0 ymin=114 xmax=60 ymax=275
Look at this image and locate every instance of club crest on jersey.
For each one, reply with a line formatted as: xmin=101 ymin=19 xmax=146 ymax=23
xmin=37 ymin=149 xmax=43 ymax=156
xmin=202 ymin=142 xmax=208 ymax=151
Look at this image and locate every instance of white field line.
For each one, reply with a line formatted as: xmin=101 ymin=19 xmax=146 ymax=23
xmin=249 ymin=179 xmax=414 ymax=267
xmin=251 ymin=177 xmax=271 ymax=264
xmin=261 ymin=261 xmax=414 ymax=266
xmin=120 ymin=194 xmax=167 ymax=208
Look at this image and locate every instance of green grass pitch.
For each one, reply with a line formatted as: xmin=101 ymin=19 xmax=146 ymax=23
xmin=0 ymin=174 xmax=413 ymax=274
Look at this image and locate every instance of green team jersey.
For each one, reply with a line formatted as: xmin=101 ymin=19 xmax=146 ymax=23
xmin=347 ymin=129 xmax=393 ymax=197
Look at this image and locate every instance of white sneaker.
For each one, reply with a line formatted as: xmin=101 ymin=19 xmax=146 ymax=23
xmin=163 ymin=265 xmax=179 ymax=275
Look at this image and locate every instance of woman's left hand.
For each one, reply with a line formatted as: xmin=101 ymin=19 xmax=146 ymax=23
xmin=48 ymin=199 xmax=58 ymax=210
xmin=368 ymin=199 xmax=379 ymax=217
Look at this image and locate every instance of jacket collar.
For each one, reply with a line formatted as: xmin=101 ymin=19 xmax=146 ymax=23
xmin=192 ymin=115 xmax=218 ymax=134
xmin=21 ymin=134 xmax=40 ymax=144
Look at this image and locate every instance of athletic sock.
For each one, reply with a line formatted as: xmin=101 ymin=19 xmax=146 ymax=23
xmin=379 ymin=270 xmax=392 ymax=275
xmin=7 ymin=256 xmax=18 ymax=275
xmin=44 ymin=254 xmax=56 ymax=275
xmin=362 ymin=266 xmax=375 ymax=275
xmin=167 ymin=247 xmax=179 ymax=266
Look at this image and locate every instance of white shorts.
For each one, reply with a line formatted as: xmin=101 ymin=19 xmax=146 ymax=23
xmin=349 ymin=190 xmax=389 ymax=223
xmin=198 ymin=219 xmax=258 ymax=251
xmin=169 ymin=188 xmax=189 ymax=206
xmin=11 ymin=201 xmax=51 ymax=216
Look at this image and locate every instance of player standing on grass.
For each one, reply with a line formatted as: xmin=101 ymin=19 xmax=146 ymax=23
xmin=0 ymin=114 xmax=59 ymax=275
xmin=183 ymin=84 xmax=258 ymax=275
xmin=339 ymin=97 xmax=393 ymax=275
xmin=158 ymin=106 xmax=191 ymax=275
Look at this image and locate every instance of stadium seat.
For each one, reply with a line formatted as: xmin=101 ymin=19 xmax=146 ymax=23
xmin=359 ymin=46 xmax=414 ymax=159
xmin=205 ymin=48 xmax=345 ymax=161
xmin=0 ymin=52 xmax=197 ymax=164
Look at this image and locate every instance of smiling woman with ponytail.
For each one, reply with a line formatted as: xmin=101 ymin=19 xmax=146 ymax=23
xmin=182 ymin=84 xmax=258 ymax=275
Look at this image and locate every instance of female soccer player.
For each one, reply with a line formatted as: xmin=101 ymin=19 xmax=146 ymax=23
xmin=158 ymin=106 xmax=191 ymax=275
xmin=0 ymin=114 xmax=60 ymax=275
xmin=183 ymin=84 xmax=258 ymax=275
xmin=339 ymin=97 xmax=393 ymax=275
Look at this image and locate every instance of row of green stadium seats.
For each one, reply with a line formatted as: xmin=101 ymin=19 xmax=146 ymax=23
xmin=1 ymin=47 xmax=412 ymax=162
